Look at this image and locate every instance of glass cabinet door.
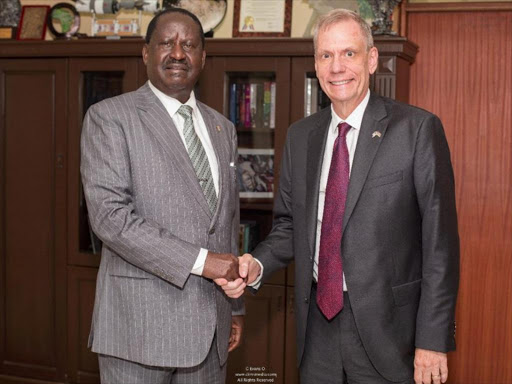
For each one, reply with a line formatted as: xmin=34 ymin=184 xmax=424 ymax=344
xmin=68 ymin=58 xmax=140 ymax=267
xmin=201 ymin=56 xmax=290 ymax=279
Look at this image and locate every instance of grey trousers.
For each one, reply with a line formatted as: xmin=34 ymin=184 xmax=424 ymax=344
xmin=98 ymin=336 xmax=226 ymax=384
xmin=300 ymin=286 xmax=413 ymax=384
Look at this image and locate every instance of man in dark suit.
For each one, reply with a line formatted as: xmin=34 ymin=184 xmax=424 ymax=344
xmin=81 ymin=8 xmax=243 ymax=384
xmin=219 ymin=8 xmax=459 ymax=384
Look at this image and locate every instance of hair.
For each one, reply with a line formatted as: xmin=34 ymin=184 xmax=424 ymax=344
xmin=145 ymin=8 xmax=205 ymax=48
xmin=312 ymin=9 xmax=374 ymax=53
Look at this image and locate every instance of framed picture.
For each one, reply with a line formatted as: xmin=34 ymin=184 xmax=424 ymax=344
xmin=47 ymin=3 xmax=81 ymax=39
xmin=237 ymin=148 xmax=274 ymax=198
xmin=16 ymin=5 xmax=50 ymax=40
xmin=233 ymin=0 xmax=292 ymax=37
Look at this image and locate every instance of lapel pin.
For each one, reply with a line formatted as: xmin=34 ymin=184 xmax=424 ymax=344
xmin=216 ymin=125 xmax=221 ymax=132
xmin=372 ymin=131 xmax=382 ymax=138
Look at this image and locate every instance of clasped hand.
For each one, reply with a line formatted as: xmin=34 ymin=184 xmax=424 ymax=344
xmin=214 ymin=253 xmax=261 ymax=298
xmin=202 ymin=251 xmax=242 ymax=282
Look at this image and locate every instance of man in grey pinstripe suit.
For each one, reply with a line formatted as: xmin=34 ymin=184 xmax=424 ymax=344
xmin=81 ymin=8 xmax=244 ymax=384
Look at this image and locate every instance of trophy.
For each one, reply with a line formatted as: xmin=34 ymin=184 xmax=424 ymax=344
xmin=367 ymin=0 xmax=401 ymax=35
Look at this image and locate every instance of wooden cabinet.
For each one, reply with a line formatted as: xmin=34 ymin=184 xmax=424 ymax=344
xmin=67 ymin=267 xmax=99 ymax=384
xmin=0 ymin=59 xmax=68 ymax=383
xmin=0 ymin=37 xmax=416 ymax=384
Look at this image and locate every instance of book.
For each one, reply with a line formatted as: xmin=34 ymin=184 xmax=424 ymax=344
xmin=311 ymin=78 xmax=319 ymax=115
xmin=239 ymin=220 xmax=259 ymax=254
xmin=270 ymin=82 xmax=276 ymax=129
xmin=263 ymin=81 xmax=271 ymax=128
xmin=305 ymin=78 xmax=312 ymax=117
xmin=250 ymin=83 xmax=258 ymax=128
xmin=305 ymin=77 xmax=319 ymax=117
xmin=244 ymin=83 xmax=251 ymax=128
xmin=229 ymin=82 xmax=237 ymax=124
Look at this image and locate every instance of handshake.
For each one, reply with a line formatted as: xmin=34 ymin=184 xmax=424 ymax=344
xmin=203 ymin=251 xmax=262 ymax=298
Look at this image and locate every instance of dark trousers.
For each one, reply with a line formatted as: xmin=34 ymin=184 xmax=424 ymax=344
xmin=300 ymin=285 xmax=413 ymax=384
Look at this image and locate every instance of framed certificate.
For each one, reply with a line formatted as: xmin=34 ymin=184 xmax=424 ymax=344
xmin=233 ymin=0 xmax=292 ymax=37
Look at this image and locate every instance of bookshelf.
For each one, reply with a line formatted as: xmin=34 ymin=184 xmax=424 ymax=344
xmin=0 ymin=37 xmax=417 ymax=384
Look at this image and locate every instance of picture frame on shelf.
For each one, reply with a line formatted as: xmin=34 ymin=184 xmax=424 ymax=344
xmin=16 ymin=5 xmax=50 ymax=40
xmin=233 ymin=0 xmax=292 ymax=37
xmin=47 ymin=2 xmax=80 ymax=39
xmin=237 ymin=148 xmax=274 ymax=199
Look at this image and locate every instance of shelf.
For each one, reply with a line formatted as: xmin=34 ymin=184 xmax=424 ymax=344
xmin=240 ymin=202 xmax=274 ymax=211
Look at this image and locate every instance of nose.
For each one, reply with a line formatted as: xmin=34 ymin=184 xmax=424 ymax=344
xmin=330 ymin=56 xmax=346 ymax=73
xmin=169 ymin=43 xmax=185 ymax=60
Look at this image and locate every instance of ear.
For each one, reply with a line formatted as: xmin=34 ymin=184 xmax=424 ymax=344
xmin=368 ymin=47 xmax=378 ymax=75
xmin=201 ymin=49 xmax=206 ymax=70
xmin=314 ymin=54 xmax=318 ymax=74
xmin=142 ymin=44 xmax=149 ymax=65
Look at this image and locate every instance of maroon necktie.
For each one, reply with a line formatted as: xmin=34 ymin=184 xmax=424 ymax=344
xmin=317 ymin=122 xmax=351 ymax=320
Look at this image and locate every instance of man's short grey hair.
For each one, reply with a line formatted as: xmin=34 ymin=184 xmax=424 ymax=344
xmin=313 ymin=9 xmax=374 ymax=53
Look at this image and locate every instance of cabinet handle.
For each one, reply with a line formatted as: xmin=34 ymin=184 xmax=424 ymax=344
xmin=56 ymin=153 xmax=65 ymax=169
xmin=288 ymin=294 xmax=295 ymax=314
xmin=277 ymin=296 xmax=283 ymax=312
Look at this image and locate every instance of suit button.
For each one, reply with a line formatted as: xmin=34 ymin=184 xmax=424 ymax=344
xmin=209 ymin=228 xmax=215 ymax=235
xmin=304 ymin=297 xmax=309 ymax=303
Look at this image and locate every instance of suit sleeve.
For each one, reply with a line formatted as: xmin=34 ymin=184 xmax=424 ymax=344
xmin=81 ymin=102 xmax=199 ymax=288
xmin=252 ymin=126 xmax=296 ymax=284
xmin=414 ymin=114 xmax=460 ymax=352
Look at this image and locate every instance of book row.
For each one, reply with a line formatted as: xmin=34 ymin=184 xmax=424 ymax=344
xmin=229 ymin=81 xmax=276 ymax=129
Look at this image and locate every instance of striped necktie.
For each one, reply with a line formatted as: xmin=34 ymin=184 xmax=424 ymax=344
xmin=177 ymin=105 xmax=217 ymax=214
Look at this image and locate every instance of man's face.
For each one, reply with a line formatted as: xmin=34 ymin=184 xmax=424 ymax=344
xmin=242 ymin=171 xmax=255 ymax=190
xmin=143 ymin=13 xmax=206 ymax=103
xmin=314 ymin=19 xmax=378 ymax=118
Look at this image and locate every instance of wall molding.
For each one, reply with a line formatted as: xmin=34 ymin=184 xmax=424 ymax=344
xmin=402 ymin=2 xmax=512 ymax=37
xmin=406 ymin=1 xmax=512 ymax=12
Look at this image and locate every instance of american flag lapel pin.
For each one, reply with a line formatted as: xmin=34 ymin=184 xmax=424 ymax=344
xmin=372 ymin=131 xmax=382 ymax=138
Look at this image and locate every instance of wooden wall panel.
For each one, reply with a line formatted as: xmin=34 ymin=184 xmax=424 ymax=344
xmin=226 ymin=286 xmax=285 ymax=384
xmin=0 ymin=60 xmax=67 ymax=381
xmin=67 ymin=267 xmax=99 ymax=384
xmin=408 ymin=11 xmax=512 ymax=384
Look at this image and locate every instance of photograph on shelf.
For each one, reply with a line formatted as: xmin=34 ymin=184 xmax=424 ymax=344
xmin=237 ymin=148 xmax=274 ymax=198
xmin=16 ymin=5 xmax=50 ymax=40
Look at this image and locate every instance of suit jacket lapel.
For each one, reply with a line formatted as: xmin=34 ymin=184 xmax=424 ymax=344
xmin=135 ymin=84 xmax=211 ymax=217
xmin=305 ymin=109 xmax=332 ymax=256
xmin=342 ymin=94 xmax=389 ymax=235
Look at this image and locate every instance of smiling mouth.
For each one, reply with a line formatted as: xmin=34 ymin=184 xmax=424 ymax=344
xmin=330 ymin=80 xmax=352 ymax=85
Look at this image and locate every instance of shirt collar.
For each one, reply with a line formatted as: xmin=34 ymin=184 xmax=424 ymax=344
xmin=148 ymin=80 xmax=197 ymax=117
xmin=330 ymin=89 xmax=371 ymax=133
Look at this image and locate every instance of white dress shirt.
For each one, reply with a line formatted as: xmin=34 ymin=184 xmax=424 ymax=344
xmin=313 ymin=90 xmax=371 ymax=290
xmin=148 ymin=81 xmax=219 ymax=276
